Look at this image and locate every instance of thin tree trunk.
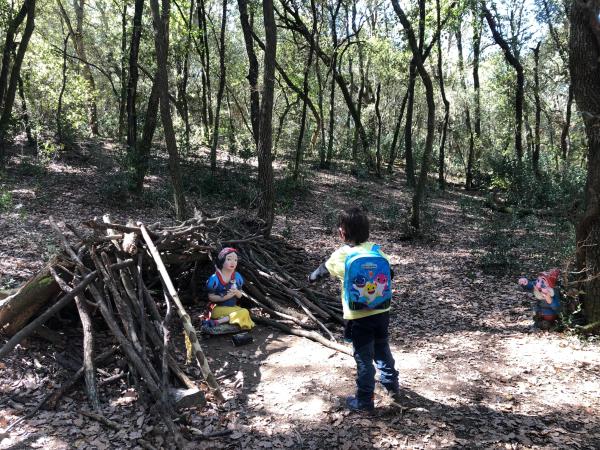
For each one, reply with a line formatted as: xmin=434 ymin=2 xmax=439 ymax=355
xmin=57 ymin=0 xmax=99 ymax=136
xmin=457 ymin=27 xmax=475 ymax=190
xmin=392 ymin=0 xmax=436 ymax=231
xmin=0 ymin=1 xmax=28 ymax=108
xmin=0 ymin=0 xmax=35 ymax=151
xmin=293 ymin=0 xmax=316 ymax=180
xmin=210 ymin=0 xmax=227 ymax=174
xmin=127 ymin=0 xmax=144 ymax=192
xmin=257 ymin=0 xmax=277 ymax=235
xmin=326 ymin=1 xmax=341 ymax=167
xmin=482 ymin=2 xmax=524 ymax=162
xmin=118 ymin=1 xmax=127 ymax=140
xmin=404 ymin=64 xmax=417 ymax=187
xmin=436 ymin=0 xmax=450 ymax=190
xmin=135 ymin=77 xmax=160 ymax=192
xmin=279 ymin=1 xmax=373 ymax=168
xmin=472 ymin=8 xmax=482 ymax=162
xmin=315 ymin=57 xmax=326 ymax=167
xmin=533 ymin=41 xmax=542 ymax=177
xmin=149 ymin=0 xmax=187 ymax=220
xmin=17 ymin=74 xmax=32 ymax=143
xmin=57 ymin=31 xmax=70 ymax=144
xmin=561 ymin=84 xmax=573 ymax=161
xmin=374 ymin=82 xmax=382 ymax=177
xmin=237 ymin=0 xmax=260 ymax=147
xmin=387 ymin=88 xmax=409 ymax=174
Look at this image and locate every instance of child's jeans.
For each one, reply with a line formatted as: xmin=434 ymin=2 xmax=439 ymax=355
xmin=349 ymin=312 xmax=399 ymax=407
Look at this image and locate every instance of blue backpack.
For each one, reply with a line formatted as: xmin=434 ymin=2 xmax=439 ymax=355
xmin=343 ymin=245 xmax=392 ymax=311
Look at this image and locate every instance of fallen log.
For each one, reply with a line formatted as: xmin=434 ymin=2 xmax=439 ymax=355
xmin=0 ymin=257 xmax=62 ymax=335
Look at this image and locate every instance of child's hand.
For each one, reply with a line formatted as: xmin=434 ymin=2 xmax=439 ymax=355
xmin=228 ymin=288 xmax=242 ymax=299
xmin=518 ymin=278 xmax=528 ymax=286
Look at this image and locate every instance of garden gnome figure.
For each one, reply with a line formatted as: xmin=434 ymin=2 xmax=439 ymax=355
xmin=518 ymin=269 xmax=561 ymax=330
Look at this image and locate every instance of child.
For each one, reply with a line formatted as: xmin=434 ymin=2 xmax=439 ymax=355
xmin=205 ymin=247 xmax=255 ymax=330
xmin=309 ymin=207 xmax=400 ymax=411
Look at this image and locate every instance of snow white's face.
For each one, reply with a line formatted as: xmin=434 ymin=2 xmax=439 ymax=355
xmin=224 ymin=253 xmax=238 ymax=271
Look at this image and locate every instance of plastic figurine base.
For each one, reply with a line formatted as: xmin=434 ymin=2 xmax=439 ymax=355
xmin=201 ymin=323 xmax=241 ymax=335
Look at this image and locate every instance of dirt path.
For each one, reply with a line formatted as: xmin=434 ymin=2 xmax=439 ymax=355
xmin=1 ymin=143 xmax=599 ymax=449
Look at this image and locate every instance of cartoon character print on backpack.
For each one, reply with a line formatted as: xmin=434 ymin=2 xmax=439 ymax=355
xmin=344 ymin=245 xmax=392 ymax=310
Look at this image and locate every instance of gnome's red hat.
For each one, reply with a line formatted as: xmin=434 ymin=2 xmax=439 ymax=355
xmin=539 ymin=269 xmax=560 ymax=288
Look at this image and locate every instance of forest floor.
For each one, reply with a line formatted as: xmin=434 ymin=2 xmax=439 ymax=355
xmin=1 ymin=139 xmax=599 ymax=450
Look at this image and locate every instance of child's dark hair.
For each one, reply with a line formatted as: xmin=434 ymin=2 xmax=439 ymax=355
xmin=338 ymin=207 xmax=370 ymax=244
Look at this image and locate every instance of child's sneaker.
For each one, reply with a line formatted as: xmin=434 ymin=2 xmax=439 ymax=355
xmin=345 ymin=396 xmax=374 ymax=412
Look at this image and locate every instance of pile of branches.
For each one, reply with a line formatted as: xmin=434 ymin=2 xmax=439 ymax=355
xmin=0 ymin=212 xmax=346 ymax=446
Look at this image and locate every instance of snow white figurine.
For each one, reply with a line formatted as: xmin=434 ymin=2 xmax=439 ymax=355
xmin=204 ymin=247 xmax=254 ymax=330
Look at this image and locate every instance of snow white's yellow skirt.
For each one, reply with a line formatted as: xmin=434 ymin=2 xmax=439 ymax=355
xmin=212 ymin=305 xmax=255 ymax=330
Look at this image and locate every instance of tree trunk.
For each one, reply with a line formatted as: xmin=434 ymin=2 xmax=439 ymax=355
xmin=403 ymin=64 xmax=417 ymax=186
xmin=482 ymin=3 xmax=524 ymax=162
xmin=118 ymin=1 xmax=127 ymax=141
xmin=392 ymin=0 xmax=436 ymax=231
xmin=387 ymin=87 xmax=409 ymax=174
xmin=210 ymin=0 xmax=227 ymax=174
xmin=57 ymin=31 xmax=70 ymax=144
xmin=149 ymin=0 xmax=187 ymax=220
xmin=0 ymin=1 xmax=28 ymax=108
xmin=16 ymin=72 xmax=33 ymax=144
xmin=569 ymin=0 xmax=600 ymax=324
xmin=472 ymin=8 xmax=482 ymax=162
xmin=293 ymin=0 xmax=316 ymax=180
xmin=257 ymin=0 xmax=277 ymax=235
xmin=126 ymin=0 xmax=144 ymax=192
xmin=374 ymin=82 xmax=382 ymax=177
xmin=457 ymin=27 xmax=475 ymax=190
xmin=58 ymin=0 xmax=99 ymax=136
xmin=533 ymin=41 xmax=542 ymax=178
xmin=436 ymin=0 xmax=449 ymax=190
xmin=0 ymin=0 xmax=35 ymax=151
xmin=561 ymin=84 xmax=573 ymax=161
xmin=196 ymin=0 xmax=212 ymax=142
xmin=279 ymin=2 xmax=373 ymax=168
xmin=237 ymin=0 xmax=260 ymax=147
xmin=135 ymin=77 xmax=160 ymax=192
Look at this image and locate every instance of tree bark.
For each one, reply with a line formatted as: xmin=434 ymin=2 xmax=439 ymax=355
xmin=386 ymin=88 xmax=409 ymax=174
xmin=149 ymin=0 xmax=187 ymax=220
xmin=293 ymin=0 xmax=316 ymax=180
xmin=237 ymin=0 xmax=260 ymax=147
xmin=210 ymin=0 xmax=227 ymax=174
xmin=436 ymin=0 xmax=450 ymax=190
xmin=257 ymin=0 xmax=277 ymax=234
xmin=126 ymin=0 xmax=144 ymax=192
xmin=532 ymin=41 xmax=542 ymax=178
xmin=569 ymin=0 xmax=600 ymax=324
xmin=135 ymin=77 xmax=160 ymax=193
xmin=457 ymin=27 xmax=475 ymax=190
xmin=472 ymin=8 xmax=483 ymax=162
xmin=0 ymin=0 xmax=28 ymax=109
xmin=374 ymin=82 xmax=382 ymax=177
xmin=482 ymin=2 xmax=524 ymax=162
xmin=0 ymin=0 xmax=35 ymax=151
xmin=118 ymin=1 xmax=127 ymax=141
xmin=57 ymin=0 xmax=99 ymax=136
xmin=391 ymin=0 xmax=436 ymax=231
xmin=278 ymin=1 xmax=374 ymax=168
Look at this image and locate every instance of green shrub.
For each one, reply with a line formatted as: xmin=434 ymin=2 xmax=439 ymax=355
xmin=0 ymin=189 xmax=12 ymax=211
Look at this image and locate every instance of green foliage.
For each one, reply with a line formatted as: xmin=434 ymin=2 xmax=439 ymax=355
xmin=485 ymin=153 xmax=585 ymax=209
xmin=0 ymin=188 xmax=13 ymax=212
